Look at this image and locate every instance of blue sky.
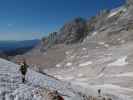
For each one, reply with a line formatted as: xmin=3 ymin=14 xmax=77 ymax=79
xmin=0 ymin=0 xmax=125 ymax=40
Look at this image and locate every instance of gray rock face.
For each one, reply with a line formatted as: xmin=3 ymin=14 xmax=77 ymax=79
xmin=127 ymin=0 xmax=133 ymax=5
xmin=57 ymin=17 xmax=87 ymax=44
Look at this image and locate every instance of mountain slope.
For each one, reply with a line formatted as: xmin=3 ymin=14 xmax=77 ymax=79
xmin=11 ymin=1 xmax=133 ymax=99
xmin=0 ymin=58 xmax=82 ymax=100
xmin=0 ymin=58 xmax=130 ymax=100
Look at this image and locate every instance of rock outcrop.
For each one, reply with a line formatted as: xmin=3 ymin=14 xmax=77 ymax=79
xmin=126 ymin=0 xmax=133 ymax=6
xmin=56 ymin=17 xmax=87 ymax=44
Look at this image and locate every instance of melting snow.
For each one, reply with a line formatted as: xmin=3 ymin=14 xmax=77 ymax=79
xmin=54 ymin=75 xmax=64 ymax=80
xmin=104 ymin=44 xmax=109 ymax=48
xmin=108 ymin=6 xmax=127 ymax=18
xmin=56 ymin=64 xmax=61 ymax=68
xmin=77 ymin=73 xmax=84 ymax=77
xmin=92 ymin=31 xmax=98 ymax=36
xmin=79 ymin=61 xmax=92 ymax=67
xmin=82 ymin=48 xmax=86 ymax=51
xmin=108 ymin=56 xmax=128 ymax=66
xmin=108 ymin=10 xmax=120 ymax=18
xmin=66 ymin=62 xmax=72 ymax=66
xmin=65 ymin=51 xmax=70 ymax=55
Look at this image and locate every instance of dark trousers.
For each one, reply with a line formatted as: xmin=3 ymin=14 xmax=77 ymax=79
xmin=22 ymin=74 xmax=26 ymax=83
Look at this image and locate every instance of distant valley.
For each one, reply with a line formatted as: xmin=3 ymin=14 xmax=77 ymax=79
xmin=0 ymin=40 xmax=40 ymax=59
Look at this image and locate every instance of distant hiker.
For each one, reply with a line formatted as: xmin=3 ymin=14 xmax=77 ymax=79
xmin=20 ymin=60 xmax=29 ymax=83
xmin=98 ymin=89 xmax=101 ymax=97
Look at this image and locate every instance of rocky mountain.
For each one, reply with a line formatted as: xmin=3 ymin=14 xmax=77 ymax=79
xmin=56 ymin=17 xmax=87 ymax=44
xmin=11 ymin=0 xmax=133 ymax=99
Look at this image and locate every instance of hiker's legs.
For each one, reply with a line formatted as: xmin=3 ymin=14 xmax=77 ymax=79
xmin=22 ymin=75 xmax=25 ymax=83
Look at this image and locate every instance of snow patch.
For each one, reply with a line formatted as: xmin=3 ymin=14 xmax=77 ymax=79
xmin=108 ymin=6 xmax=126 ymax=18
xmin=54 ymin=75 xmax=64 ymax=80
xmin=104 ymin=44 xmax=109 ymax=48
xmin=55 ymin=75 xmax=74 ymax=81
xmin=65 ymin=51 xmax=70 ymax=55
xmin=98 ymin=42 xmax=105 ymax=45
xmin=64 ymin=76 xmax=74 ymax=80
xmin=66 ymin=62 xmax=72 ymax=67
xmin=82 ymin=48 xmax=86 ymax=51
xmin=108 ymin=56 xmax=128 ymax=66
xmin=108 ymin=10 xmax=120 ymax=18
xmin=77 ymin=73 xmax=84 ymax=77
xmin=107 ymin=72 xmax=133 ymax=77
xmin=97 ymin=73 xmax=104 ymax=78
xmin=56 ymin=64 xmax=61 ymax=68
xmin=92 ymin=31 xmax=98 ymax=36
xmin=79 ymin=61 xmax=92 ymax=67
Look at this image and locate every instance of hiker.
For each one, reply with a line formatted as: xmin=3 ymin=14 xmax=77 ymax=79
xmin=19 ymin=60 xmax=29 ymax=83
xmin=98 ymin=89 xmax=101 ymax=97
